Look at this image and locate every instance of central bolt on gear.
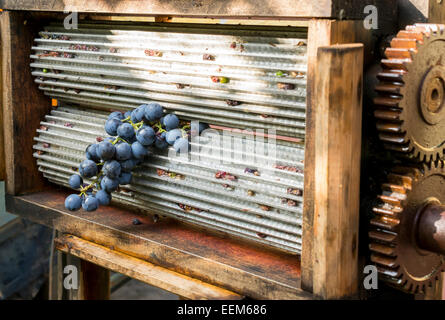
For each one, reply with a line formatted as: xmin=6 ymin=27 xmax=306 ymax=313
xmin=369 ymin=161 xmax=445 ymax=293
xmin=375 ymin=24 xmax=445 ymax=162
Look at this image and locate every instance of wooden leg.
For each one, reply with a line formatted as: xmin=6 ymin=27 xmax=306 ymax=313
xmin=79 ymin=259 xmax=110 ymax=300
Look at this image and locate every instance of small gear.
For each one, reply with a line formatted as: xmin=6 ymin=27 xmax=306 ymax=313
xmin=375 ymin=24 xmax=445 ymax=162
xmin=369 ymin=161 xmax=445 ymax=293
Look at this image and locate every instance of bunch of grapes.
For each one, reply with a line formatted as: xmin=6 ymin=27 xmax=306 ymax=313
xmin=64 ymin=102 xmax=209 ymax=212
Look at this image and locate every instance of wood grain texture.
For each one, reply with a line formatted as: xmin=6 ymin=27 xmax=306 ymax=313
xmin=6 ymin=187 xmax=313 ymax=300
xmin=78 ymin=259 xmax=110 ymax=300
xmin=0 ymin=31 xmax=4 ymax=182
xmin=0 ymin=11 xmax=51 ymax=194
xmin=302 ymin=20 xmax=370 ymax=294
xmin=0 ymin=0 xmax=396 ymax=20
xmin=312 ymin=44 xmax=363 ymax=299
xmin=56 ymin=234 xmax=243 ymax=300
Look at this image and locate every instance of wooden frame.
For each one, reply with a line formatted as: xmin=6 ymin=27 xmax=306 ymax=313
xmin=1 ymin=5 xmax=371 ymax=300
xmin=0 ymin=0 xmax=395 ymax=20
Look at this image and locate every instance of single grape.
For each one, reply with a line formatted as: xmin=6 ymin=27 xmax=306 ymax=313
xmin=173 ymin=137 xmax=190 ymax=153
xmin=108 ymin=111 xmax=124 ymax=121
xmin=86 ymin=144 xmax=100 ymax=162
xmin=101 ymin=176 xmax=119 ymax=192
xmin=124 ymin=110 xmax=132 ymax=118
xmin=65 ymin=194 xmax=82 ymax=211
xmin=136 ymin=126 xmax=155 ymax=146
xmin=103 ymin=160 xmax=121 ymax=179
xmin=131 ymin=141 xmax=149 ymax=160
xmin=82 ymin=195 xmax=99 ymax=211
xmin=115 ymin=142 xmax=132 ymax=161
xmin=79 ymin=160 xmax=98 ymax=178
xmin=97 ymin=141 xmax=116 ymax=160
xmin=105 ymin=118 xmax=121 ymax=136
xmin=163 ymin=114 xmax=179 ymax=130
xmin=117 ymin=123 xmax=135 ymax=141
xmin=165 ymin=128 xmax=182 ymax=145
xmin=155 ymin=132 xmax=169 ymax=149
xmin=118 ymin=172 xmax=132 ymax=185
xmin=68 ymin=174 xmax=83 ymax=189
xmin=144 ymin=102 xmax=163 ymax=121
xmin=130 ymin=107 xmax=145 ymax=123
xmin=120 ymin=159 xmax=136 ymax=172
xmin=95 ymin=189 xmax=111 ymax=206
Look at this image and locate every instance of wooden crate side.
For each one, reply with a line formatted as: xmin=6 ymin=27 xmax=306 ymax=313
xmin=1 ymin=11 xmax=50 ymax=195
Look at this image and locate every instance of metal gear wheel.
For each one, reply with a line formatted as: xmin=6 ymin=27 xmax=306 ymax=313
xmin=369 ymin=161 xmax=445 ymax=293
xmin=375 ymin=23 xmax=445 ymax=162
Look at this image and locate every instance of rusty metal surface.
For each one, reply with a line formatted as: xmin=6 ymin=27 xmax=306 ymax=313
xmin=417 ymin=204 xmax=445 ymax=256
xmin=374 ymin=24 xmax=445 ymax=162
xmin=5 ymin=187 xmax=311 ymax=300
xmin=369 ymin=161 xmax=445 ymax=293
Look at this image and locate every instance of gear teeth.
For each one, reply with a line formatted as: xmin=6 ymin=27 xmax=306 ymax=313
xmin=371 ymin=253 xmax=399 ymax=268
xmin=374 ymin=109 xmax=402 ymax=121
xmin=374 ymin=96 xmax=402 ymax=108
xmin=369 ymin=230 xmax=397 ymax=243
xmin=375 ymin=24 xmax=445 ymax=162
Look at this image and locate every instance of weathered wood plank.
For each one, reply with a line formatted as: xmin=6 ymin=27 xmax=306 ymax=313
xmin=0 ymin=29 xmax=4 ymax=182
xmin=78 ymin=258 xmax=110 ymax=300
xmin=6 ymin=187 xmax=313 ymax=300
xmin=0 ymin=11 xmax=51 ymax=195
xmin=302 ymin=20 xmax=370 ymax=294
xmin=312 ymin=43 xmax=363 ymax=299
xmin=0 ymin=0 xmax=396 ymax=20
xmin=56 ymin=234 xmax=242 ymax=300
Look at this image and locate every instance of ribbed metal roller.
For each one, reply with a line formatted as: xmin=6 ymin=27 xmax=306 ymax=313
xmin=31 ymin=22 xmax=308 ymax=254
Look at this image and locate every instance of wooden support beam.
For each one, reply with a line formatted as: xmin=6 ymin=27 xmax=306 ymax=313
xmin=79 ymin=259 xmax=111 ymax=300
xmin=311 ymin=43 xmax=363 ymax=299
xmin=55 ymin=234 xmax=242 ymax=300
xmin=302 ymin=20 xmax=369 ymax=295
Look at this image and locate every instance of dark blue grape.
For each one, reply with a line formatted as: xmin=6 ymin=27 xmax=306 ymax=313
xmin=166 ymin=128 xmax=182 ymax=145
xmin=82 ymin=195 xmax=99 ymax=211
xmin=97 ymin=141 xmax=116 ymax=160
xmin=131 ymin=141 xmax=149 ymax=160
xmin=65 ymin=194 xmax=82 ymax=211
xmin=144 ymin=102 xmax=163 ymax=121
xmin=115 ymin=142 xmax=132 ymax=161
xmin=124 ymin=110 xmax=131 ymax=118
xmin=108 ymin=111 xmax=124 ymax=121
xmin=155 ymin=132 xmax=169 ymax=149
xmin=68 ymin=174 xmax=83 ymax=189
xmin=117 ymin=123 xmax=135 ymax=141
xmin=86 ymin=144 xmax=100 ymax=162
xmin=95 ymin=189 xmax=111 ymax=206
xmin=173 ymin=137 xmax=190 ymax=153
xmin=136 ymin=126 xmax=155 ymax=146
xmin=163 ymin=114 xmax=179 ymax=130
xmin=130 ymin=107 xmax=145 ymax=123
xmin=100 ymin=176 xmax=119 ymax=192
xmin=118 ymin=172 xmax=132 ymax=185
xmin=105 ymin=118 xmax=121 ymax=136
xmin=120 ymin=159 xmax=136 ymax=172
xmin=103 ymin=160 xmax=121 ymax=179
xmin=79 ymin=160 xmax=98 ymax=178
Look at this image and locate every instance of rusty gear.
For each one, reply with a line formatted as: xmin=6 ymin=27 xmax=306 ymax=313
xmin=369 ymin=161 xmax=445 ymax=293
xmin=375 ymin=24 xmax=445 ymax=162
